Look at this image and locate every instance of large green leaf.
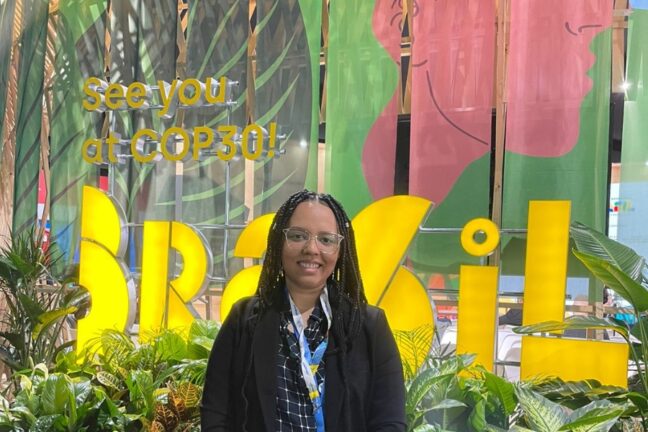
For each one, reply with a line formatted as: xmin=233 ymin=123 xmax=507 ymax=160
xmin=513 ymin=315 xmax=630 ymax=341
xmin=482 ymin=370 xmax=517 ymax=416
xmin=41 ymin=374 xmax=73 ymax=415
xmin=515 ymin=386 xmax=568 ymax=432
xmin=33 ymin=307 xmax=78 ymax=339
xmin=574 ymin=250 xmax=648 ymax=312
xmin=532 ymin=377 xmax=625 ymax=404
xmin=152 ymin=331 xmax=188 ymax=362
xmin=189 ymin=319 xmax=220 ymax=340
xmin=406 ymin=371 xmax=455 ymax=416
xmin=467 ymin=399 xmax=487 ymax=431
xmin=187 ymin=319 xmax=219 ymax=359
xmin=32 ymin=415 xmax=63 ymax=431
xmin=429 ymin=399 xmax=466 ymax=410
xmin=571 ymin=222 xmax=645 ymax=283
xmin=559 ymin=400 xmax=626 ymax=431
xmin=125 ymin=369 xmax=155 ymax=417
xmin=630 ymin=316 xmax=648 ymax=347
xmin=71 ymin=378 xmax=93 ymax=409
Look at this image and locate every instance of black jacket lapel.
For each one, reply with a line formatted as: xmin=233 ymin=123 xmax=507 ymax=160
xmin=324 ymin=331 xmax=345 ymax=430
xmin=253 ymin=307 xmax=280 ymax=430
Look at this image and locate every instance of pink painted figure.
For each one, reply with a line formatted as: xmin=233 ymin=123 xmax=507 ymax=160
xmin=506 ymin=0 xmax=610 ymax=157
xmin=409 ymin=0 xmax=495 ymax=205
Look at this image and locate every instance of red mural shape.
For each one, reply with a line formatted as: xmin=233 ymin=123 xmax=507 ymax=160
xmin=362 ymin=0 xmax=403 ymax=199
xmin=506 ymin=0 xmax=611 ymax=157
xmin=409 ymin=0 xmax=495 ymax=205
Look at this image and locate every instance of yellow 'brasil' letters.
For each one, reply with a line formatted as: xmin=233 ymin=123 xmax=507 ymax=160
xmin=78 ymin=186 xmax=135 ymax=353
xmin=77 ymin=187 xmax=629 ymax=386
xmin=139 ymin=221 xmax=212 ymax=340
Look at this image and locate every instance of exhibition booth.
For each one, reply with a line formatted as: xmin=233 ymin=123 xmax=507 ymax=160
xmin=0 ymin=0 xmax=647 ymax=430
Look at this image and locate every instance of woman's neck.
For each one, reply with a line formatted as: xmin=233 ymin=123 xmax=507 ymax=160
xmin=286 ymin=285 xmax=322 ymax=313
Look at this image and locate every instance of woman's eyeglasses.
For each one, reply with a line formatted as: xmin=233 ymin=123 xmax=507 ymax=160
xmin=282 ymin=228 xmax=344 ymax=254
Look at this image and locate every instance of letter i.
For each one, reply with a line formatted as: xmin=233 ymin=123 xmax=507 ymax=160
xmin=456 ymin=218 xmax=500 ymax=371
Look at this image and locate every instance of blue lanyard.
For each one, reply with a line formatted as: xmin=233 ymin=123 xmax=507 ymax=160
xmin=287 ymin=288 xmax=332 ymax=432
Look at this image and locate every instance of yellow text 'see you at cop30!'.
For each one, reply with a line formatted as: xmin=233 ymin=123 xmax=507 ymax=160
xmin=81 ymin=76 xmax=280 ymax=164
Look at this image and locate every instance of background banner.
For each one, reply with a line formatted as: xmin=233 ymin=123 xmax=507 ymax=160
xmin=12 ymin=0 xmax=49 ymax=236
xmin=617 ymin=8 xmax=648 ymax=259
xmin=0 ymin=0 xmax=17 ymax=168
xmin=409 ymin=0 xmax=496 ymax=272
xmin=502 ymin=0 xmax=612 ymax=231
xmin=182 ymin=0 xmax=248 ymax=280
xmin=326 ymin=0 xmax=400 ymax=217
xmin=253 ymin=0 xmax=321 ymax=215
xmin=49 ymin=0 xmax=106 ymax=265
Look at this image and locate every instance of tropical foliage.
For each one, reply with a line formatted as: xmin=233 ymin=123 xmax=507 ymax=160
xmin=0 ymin=320 xmax=218 ymax=431
xmin=0 ymin=228 xmax=88 ymax=375
xmin=405 ymin=354 xmax=639 ymax=432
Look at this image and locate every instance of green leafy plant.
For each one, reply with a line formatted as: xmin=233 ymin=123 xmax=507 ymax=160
xmin=80 ymin=320 xmax=218 ymax=429
xmin=513 ymin=384 xmax=628 ymax=432
xmin=394 ymin=323 xmax=437 ymax=381
xmin=405 ymin=354 xmax=517 ymax=431
xmin=405 ymin=353 xmax=636 ymax=431
xmin=529 ymin=377 xmax=647 ymax=431
xmin=0 ymin=362 xmax=132 ymax=431
xmin=0 ymin=228 xmax=88 ymax=377
xmin=1 ymin=319 xmax=218 ymax=431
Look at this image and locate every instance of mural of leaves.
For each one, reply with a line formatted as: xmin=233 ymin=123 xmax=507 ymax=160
xmin=0 ymin=0 xmax=17 ymax=166
xmin=253 ymin=0 xmax=320 ymax=215
xmin=109 ymin=0 xmax=179 ymax=272
xmin=182 ymin=0 xmax=249 ymax=280
xmin=49 ymin=0 xmax=106 ymax=267
xmin=12 ymin=0 xmax=49 ymax=236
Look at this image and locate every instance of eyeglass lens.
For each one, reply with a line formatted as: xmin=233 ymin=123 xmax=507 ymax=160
xmin=284 ymin=228 xmax=341 ymax=253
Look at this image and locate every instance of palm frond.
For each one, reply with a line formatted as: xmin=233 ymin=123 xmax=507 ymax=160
xmin=571 ymin=222 xmax=646 ymax=283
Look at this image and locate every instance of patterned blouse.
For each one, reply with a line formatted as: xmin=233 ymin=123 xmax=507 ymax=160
xmin=275 ymin=301 xmax=327 ymax=431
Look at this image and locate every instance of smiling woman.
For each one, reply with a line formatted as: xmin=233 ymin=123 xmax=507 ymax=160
xmin=201 ymin=190 xmax=406 ymax=432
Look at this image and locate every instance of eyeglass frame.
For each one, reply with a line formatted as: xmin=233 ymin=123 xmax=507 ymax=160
xmin=282 ymin=227 xmax=344 ymax=254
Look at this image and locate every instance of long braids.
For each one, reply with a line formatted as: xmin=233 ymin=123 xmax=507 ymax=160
xmin=320 ymin=195 xmax=365 ymax=429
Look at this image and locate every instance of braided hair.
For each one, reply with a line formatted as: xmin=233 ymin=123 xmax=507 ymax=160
xmin=255 ymin=189 xmax=367 ymax=343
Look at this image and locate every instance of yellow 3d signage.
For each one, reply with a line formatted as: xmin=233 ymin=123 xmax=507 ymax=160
xmin=78 ymin=186 xmax=628 ymax=386
xmin=78 ymin=186 xmax=212 ymax=349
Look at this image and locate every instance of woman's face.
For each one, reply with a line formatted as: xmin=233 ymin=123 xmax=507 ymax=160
xmin=281 ymin=201 xmax=340 ymax=294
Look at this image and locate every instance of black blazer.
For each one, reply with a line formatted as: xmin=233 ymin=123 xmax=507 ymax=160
xmin=201 ymin=296 xmax=406 ymax=431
